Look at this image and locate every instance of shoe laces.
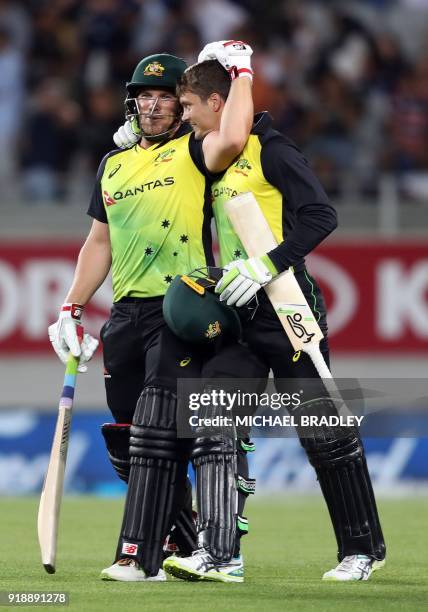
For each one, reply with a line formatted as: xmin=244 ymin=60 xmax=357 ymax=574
xmin=337 ymin=555 xmax=369 ymax=573
xmin=192 ymin=547 xmax=209 ymax=556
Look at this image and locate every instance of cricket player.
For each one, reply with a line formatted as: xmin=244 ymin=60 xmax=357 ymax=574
xmin=158 ymin=58 xmax=386 ymax=582
xmin=48 ymin=43 xmax=256 ymax=582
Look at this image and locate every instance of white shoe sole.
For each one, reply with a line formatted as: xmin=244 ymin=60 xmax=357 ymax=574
xmin=100 ymin=568 xmax=166 ymax=582
xmin=163 ymin=558 xmax=243 ymax=583
xmin=322 ymin=559 xmax=385 ymax=582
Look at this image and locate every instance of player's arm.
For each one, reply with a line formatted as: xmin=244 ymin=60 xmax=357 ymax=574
xmin=65 ymin=220 xmax=111 ymax=305
xmin=48 ymin=220 xmax=111 ymax=372
xmin=201 ymin=41 xmax=254 ymax=173
xmin=260 ymin=139 xmax=338 ymax=273
xmin=48 ymin=153 xmax=113 ymax=371
xmin=202 ymin=77 xmax=253 ymax=173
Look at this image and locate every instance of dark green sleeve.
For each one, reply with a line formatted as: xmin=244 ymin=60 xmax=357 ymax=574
xmin=260 ymin=136 xmax=338 ymax=271
xmin=87 ymin=150 xmax=121 ymax=223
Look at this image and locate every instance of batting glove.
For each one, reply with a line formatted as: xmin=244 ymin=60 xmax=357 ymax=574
xmin=198 ymin=40 xmax=253 ymax=81
xmin=215 ymin=255 xmax=278 ymax=307
xmin=48 ymin=303 xmax=99 ymax=373
xmin=113 ymin=119 xmax=140 ymax=149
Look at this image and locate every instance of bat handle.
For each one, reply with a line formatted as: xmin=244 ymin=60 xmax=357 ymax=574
xmin=304 ymin=344 xmax=352 ymax=418
xmin=304 ymin=344 xmax=332 ymax=379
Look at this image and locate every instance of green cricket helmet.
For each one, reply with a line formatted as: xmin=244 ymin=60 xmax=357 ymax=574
xmin=125 ymin=53 xmax=187 ymax=141
xmin=163 ymin=269 xmax=242 ymax=343
xmin=126 ymin=53 xmax=187 ymax=95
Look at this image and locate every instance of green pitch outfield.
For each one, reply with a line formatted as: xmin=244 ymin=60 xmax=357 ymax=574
xmin=1 ymin=497 xmax=427 ymax=612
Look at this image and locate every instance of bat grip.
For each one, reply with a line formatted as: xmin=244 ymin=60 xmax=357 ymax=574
xmin=304 ymin=344 xmax=352 ymax=417
xmin=304 ymin=344 xmax=332 ymax=379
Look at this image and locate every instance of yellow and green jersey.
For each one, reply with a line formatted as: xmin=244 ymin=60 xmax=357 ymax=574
xmin=212 ymin=112 xmax=337 ymax=271
xmin=88 ymin=127 xmax=213 ymax=301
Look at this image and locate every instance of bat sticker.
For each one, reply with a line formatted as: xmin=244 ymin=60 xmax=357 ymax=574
xmin=286 ymin=312 xmax=316 ymax=343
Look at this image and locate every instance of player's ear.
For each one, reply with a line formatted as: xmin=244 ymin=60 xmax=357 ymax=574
xmin=208 ymin=92 xmax=222 ymax=112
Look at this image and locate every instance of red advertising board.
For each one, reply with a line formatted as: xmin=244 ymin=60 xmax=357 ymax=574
xmin=307 ymin=241 xmax=428 ymax=352
xmin=0 ymin=243 xmax=111 ymax=353
xmin=0 ymin=241 xmax=427 ymax=353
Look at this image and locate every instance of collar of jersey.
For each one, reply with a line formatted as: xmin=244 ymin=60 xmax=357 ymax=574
xmin=135 ymin=123 xmax=191 ymax=153
xmin=251 ymin=111 xmax=273 ymax=135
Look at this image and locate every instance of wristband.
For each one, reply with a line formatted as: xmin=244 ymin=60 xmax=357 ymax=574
xmin=229 ymin=66 xmax=253 ymax=81
xmin=61 ymin=303 xmax=84 ymax=320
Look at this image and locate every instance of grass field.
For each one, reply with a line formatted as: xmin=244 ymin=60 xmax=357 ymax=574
xmin=1 ymin=496 xmax=427 ymax=612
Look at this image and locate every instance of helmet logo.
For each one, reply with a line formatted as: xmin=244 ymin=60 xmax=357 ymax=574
xmin=179 ymin=357 xmax=192 ymax=367
xmin=205 ymin=321 xmax=221 ymax=339
xmin=143 ymin=62 xmax=165 ymax=77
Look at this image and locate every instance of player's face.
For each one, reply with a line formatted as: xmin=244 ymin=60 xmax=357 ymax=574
xmin=136 ymin=88 xmax=180 ymax=136
xmin=180 ymin=91 xmax=218 ymax=139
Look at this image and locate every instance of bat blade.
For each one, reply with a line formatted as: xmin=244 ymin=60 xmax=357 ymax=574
xmin=224 ymin=192 xmax=329 ymax=378
xmin=37 ymin=346 xmax=80 ymax=574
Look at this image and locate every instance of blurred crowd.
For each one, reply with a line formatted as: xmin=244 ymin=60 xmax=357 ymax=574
xmin=1 ymin=0 xmax=428 ymax=204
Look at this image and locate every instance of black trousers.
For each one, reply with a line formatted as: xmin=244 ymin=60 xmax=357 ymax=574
xmin=101 ymin=297 xmax=268 ymax=561
xmin=101 ymin=298 xmax=208 ymax=423
xmin=101 ymin=296 xmax=270 ymax=421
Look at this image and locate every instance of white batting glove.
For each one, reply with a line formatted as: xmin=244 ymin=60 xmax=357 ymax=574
xmin=113 ymin=120 xmax=140 ymax=149
xmin=215 ymin=255 xmax=278 ymax=307
xmin=198 ymin=40 xmax=253 ymax=80
xmin=48 ymin=303 xmax=99 ymax=373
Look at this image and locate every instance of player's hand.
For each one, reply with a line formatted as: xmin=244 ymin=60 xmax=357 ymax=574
xmin=198 ymin=40 xmax=253 ymax=80
xmin=215 ymin=255 xmax=278 ymax=307
xmin=113 ymin=120 xmax=140 ymax=149
xmin=48 ymin=303 xmax=99 ymax=373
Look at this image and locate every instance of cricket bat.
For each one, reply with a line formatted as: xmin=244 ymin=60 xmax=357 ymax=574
xmin=37 ymin=327 xmax=83 ymax=574
xmin=224 ymin=192 xmax=333 ymax=380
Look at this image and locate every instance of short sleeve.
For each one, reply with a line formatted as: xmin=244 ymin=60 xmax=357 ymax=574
xmin=188 ymin=133 xmax=221 ymax=181
xmin=87 ymin=152 xmax=115 ymax=223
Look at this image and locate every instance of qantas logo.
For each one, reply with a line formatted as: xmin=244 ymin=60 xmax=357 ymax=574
xmin=212 ymin=186 xmax=238 ymax=199
xmin=113 ymin=177 xmax=175 ymax=200
xmin=103 ymin=190 xmax=116 ymax=206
